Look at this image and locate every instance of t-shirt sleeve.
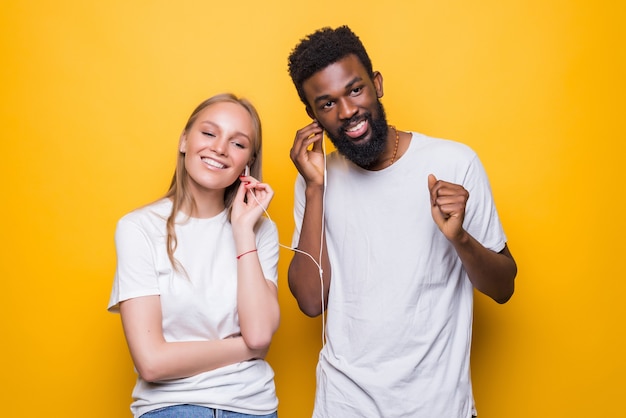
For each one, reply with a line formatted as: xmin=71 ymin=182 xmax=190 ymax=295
xmin=291 ymin=174 xmax=306 ymax=248
xmin=107 ymin=216 xmax=161 ymax=313
xmin=462 ymin=154 xmax=507 ymax=253
xmin=256 ymin=217 xmax=280 ymax=286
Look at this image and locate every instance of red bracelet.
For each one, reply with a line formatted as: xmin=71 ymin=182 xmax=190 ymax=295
xmin=236 ymin=249 xmax=258 ymax=260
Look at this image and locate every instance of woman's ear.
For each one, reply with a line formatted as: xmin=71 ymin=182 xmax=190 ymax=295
xmin=179 ymin=131 xmax=187 ymax=154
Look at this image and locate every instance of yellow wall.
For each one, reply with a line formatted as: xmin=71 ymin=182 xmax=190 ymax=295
xmin=1 ymin=0 xmax=624 ymax=416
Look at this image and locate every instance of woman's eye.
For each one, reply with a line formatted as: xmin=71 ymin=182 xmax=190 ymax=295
xmin=202 ymin=131 xmax=215 ymax=137
xmin=230 ymin=139 xmax=246 ymax=149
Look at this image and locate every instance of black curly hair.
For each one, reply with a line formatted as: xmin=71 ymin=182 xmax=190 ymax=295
xmin=288 ymin=25 xmax=375 ymax=107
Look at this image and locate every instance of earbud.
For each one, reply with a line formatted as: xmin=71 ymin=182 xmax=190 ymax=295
xmin=244 ymin=165 xmax=250 ymax=177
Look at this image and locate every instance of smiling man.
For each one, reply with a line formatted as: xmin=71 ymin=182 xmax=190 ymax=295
xmin=286 ymin=26 xmax=517 ymax=418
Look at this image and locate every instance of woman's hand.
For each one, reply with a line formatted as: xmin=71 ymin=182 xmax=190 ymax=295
xmin=230 ymin=176 xmax=274 ymax=232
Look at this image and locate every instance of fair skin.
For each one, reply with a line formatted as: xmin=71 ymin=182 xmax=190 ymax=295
xmin=289 ymin=54 xmax=516 ymax=317
xmin=120 ymin=101 xmax=279 ymax=382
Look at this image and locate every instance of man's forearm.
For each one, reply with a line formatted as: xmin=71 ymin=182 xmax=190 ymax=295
xmin=288 ymin=185 xmax=331 ymax=316
xmin=452 ymin=232 xmax=517 ymax=303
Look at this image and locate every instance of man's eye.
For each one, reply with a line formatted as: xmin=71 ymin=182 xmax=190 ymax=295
xmin=322 ymin=101 xmax=334 ymax=109
xmin=351 ymin=87 xmax=362 ymax=95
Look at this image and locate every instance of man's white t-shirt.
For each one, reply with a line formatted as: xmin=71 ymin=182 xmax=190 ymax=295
xmin=292 ymin=133 xmax=506 ymax=418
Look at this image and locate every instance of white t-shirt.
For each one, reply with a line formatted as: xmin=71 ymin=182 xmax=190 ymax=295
xmin=292 ymin=133 xmax=507 ymax=418
xmin=108 ymin=198 xmax=279 ymax=417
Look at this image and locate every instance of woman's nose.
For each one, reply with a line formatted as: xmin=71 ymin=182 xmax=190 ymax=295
xmin=210 ymin=136 xmax=227 ymax=155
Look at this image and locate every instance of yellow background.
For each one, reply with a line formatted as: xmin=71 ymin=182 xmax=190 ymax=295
xmin=1 ymin=0 xmax=624 ymax=417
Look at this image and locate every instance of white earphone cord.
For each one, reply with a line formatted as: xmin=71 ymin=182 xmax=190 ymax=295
xmin=248 ymin=141 xmax=328 ymax=346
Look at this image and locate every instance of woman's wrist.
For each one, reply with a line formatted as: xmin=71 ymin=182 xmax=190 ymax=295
xmin=236 ymin=248 xmax=257 ymax=260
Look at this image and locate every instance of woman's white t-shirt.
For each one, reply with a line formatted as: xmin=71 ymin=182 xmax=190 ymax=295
xmin=108 ymin=198 xmax=279 ymax=417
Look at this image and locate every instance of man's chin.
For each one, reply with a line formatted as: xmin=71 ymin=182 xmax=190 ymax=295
xmin=329 ymin=130 xmax=369 ymax=148
xmin=338 ymin=144 xmax=380 ymax=167
xmin=346 ymin=134 xmax=370 ymax=146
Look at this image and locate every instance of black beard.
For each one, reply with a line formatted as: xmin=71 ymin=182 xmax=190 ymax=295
xmin=325 ymin=100 xmax=389 ymax=169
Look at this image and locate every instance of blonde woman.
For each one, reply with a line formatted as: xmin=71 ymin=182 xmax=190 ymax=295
xmin=108 ymin=94 xmax=280 ymax=418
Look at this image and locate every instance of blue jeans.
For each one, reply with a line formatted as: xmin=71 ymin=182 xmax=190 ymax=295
xmin=140 ymin=404 xmax=277 ymax=418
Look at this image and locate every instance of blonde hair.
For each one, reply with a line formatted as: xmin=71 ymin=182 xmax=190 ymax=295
xmin=163 ymin=93 xmax=263 ymax=270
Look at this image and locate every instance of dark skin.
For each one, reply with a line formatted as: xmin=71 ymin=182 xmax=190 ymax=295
xmin=289 ymin=54 xmax=517 ymax=317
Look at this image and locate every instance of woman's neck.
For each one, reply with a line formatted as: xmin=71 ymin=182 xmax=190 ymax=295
xmin=183 ymin=184 xmax=226 ymax=219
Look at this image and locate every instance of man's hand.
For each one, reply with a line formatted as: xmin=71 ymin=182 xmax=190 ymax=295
xmin=428 ymin=174 xmax=469 ymax=243
xmin=290 ymin=121 xmax=326 ymax=187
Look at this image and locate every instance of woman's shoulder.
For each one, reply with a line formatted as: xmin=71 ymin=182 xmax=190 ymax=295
xmin=118 ymin=198 xmax=172 ymax=227
xmin=255 ymin=216 xmax=278 ymax=235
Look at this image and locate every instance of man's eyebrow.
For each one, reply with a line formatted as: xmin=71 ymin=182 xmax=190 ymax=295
xmin=313 ymin=94 xmax=332 ymax=105
xmin=344 ymin=76 xmax=363 ymax=90
xmin=313 ymin=76 xmax=363 ymax=104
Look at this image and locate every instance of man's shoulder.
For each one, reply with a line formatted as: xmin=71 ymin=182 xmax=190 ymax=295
xmin=410 ymin=131 xmax=474 ymax=154
xmin=405 ymin=132 xmax=477 ymax=166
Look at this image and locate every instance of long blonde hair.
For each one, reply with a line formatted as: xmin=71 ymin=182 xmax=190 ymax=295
xmin=163 ymin=93 xmax=263 ymax=270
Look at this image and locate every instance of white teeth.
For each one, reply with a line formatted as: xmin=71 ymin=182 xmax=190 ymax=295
xmin=347 ymin=120 xmax=365 ymax=132
xmin=201 ymin=158 xmax=225 ymax=169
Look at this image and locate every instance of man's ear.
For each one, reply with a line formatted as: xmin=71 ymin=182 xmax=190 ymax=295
xmin=179 ymin=131 xmax=187 ymax=153
xmin=306 ymin=105 xmax=315 ymax=120
xmin=373 ymin=71 xmax=384 ymax=99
